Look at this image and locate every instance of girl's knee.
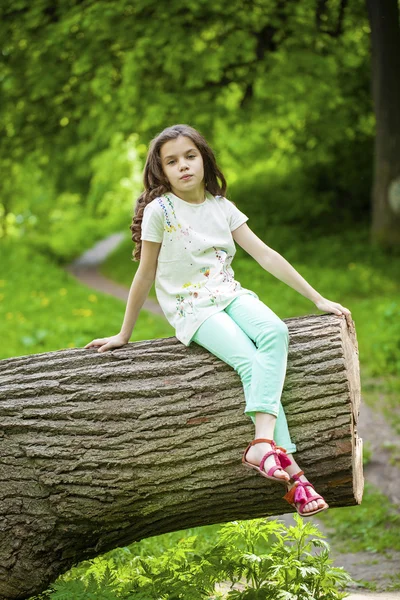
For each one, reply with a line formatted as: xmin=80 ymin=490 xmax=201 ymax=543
xmin=277 ymin=320 xmax=289 ymax=336
xmin=262 ymin=319 xmax=289 ymax=341
xmin=256 ymin=320 xmax=289 ymax=353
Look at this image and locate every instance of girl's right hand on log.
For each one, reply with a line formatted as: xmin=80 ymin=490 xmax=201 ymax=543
xmin=84 ymin=333 xmax=129 ymax=353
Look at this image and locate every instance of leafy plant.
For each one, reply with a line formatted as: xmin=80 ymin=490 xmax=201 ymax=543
xmin=201 ymin=515 xmax=352 ymax=599
xmin=34 ymin=515 xmax=353 ymax=600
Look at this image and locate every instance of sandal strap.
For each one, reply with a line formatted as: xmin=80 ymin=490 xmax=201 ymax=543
xmin=295 ymin=485 xmax=324 ymax=507
xmin=242 ymin=439 xmax=292 ymax=472
xmin=296 ymin=480 xmax=316 ymax=492
xmin=283 ymin=479 xmax=324 ymax=508
xmin=249 ymin=438 xmax=276 ymax=446
xmin=267 ymin=464 xmax=285 ymax=477
xmin=248 ymin=439 xmax=289 ymax=456
xmin=291 ymin=470 xmax=304 ymax=482
xmin=259 ymin=450 xmax=279 ymax=473
xmin=242 ymin=440 xmax=275 ymax=463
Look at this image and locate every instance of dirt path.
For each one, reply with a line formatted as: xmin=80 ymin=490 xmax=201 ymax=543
xmin=67 ymin=233 xmax=400 ymax=596
xmin=66 ymin=232 xmax=164 ymax=315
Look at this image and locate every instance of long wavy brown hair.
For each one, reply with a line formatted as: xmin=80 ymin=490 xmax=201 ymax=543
xmin=130 ymin=124 xmax=228 ymax=261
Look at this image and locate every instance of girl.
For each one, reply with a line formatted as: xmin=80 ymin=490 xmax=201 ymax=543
xmin=85 ymin=124 xmax=351 ymax=517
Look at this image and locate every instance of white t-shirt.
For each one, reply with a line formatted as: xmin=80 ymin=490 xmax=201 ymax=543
xmin=140 ymin=190 xmax=259 ymax=346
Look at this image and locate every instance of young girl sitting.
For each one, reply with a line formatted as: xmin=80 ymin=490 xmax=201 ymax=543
xmin=85 ymin=123 xmax=351 ymax=517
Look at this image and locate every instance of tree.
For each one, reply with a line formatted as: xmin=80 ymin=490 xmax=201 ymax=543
xmin=366 ymin=0 xmax=400 ymax=248
xmin=0 ymin=313 xmax=363 ymax=599
xmin=0 ymin=0 xmax=374 ymax=248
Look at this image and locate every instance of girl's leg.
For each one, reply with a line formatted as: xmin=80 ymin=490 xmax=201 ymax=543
xmin=224 ymin=294 xmax=295 ymax=453
xmin=193 ymin=295 xmax=327 ymax=513
xmin=225 ymin=296 xmax=327 ymax=512
xmin=192 ymin=301 xmax=292 ymax=481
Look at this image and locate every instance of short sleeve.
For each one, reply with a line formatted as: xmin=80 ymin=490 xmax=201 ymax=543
xmin=223 ymin=197 xmax=249 ymax=232
xmin=140 ymin=202 xmax=164 ymax=243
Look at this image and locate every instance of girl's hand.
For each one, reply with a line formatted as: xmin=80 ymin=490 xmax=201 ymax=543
xmin=84 ymin=333 xmax=129 ymax=353
xmin=315 ymin=297 xmax=351 ymax=320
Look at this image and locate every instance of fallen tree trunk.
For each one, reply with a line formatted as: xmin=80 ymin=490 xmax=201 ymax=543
xmin=0 ymin=312 xmax=363 ymax=599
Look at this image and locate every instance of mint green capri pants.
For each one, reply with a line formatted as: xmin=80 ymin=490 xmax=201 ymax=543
xmin=192 ymin=293 xmax=297 ymax=454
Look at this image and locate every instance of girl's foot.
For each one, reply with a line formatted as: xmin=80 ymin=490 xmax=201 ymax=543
xmin=244 ymin=440 xmax=290 ymax=482
xmin=283 ymin=470 xmax=329 ymax=516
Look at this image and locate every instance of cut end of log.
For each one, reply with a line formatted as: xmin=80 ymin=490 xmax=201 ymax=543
xmin=340 ymin=315 xmax=361 ymax=422
xmin=353 ymin=435 xmax=364 ymax=504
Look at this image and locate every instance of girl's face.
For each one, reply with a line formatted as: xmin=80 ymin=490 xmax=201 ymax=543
xmin=160 ymin=136 xmax=205 ymax=196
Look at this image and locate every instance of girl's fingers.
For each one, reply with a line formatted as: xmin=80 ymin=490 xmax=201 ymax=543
xmin=84 ymin=339 xmax=107 ymax=348
xmin=333 ymin=306 xmax=351 ymax=318
xmin=98 ymin=344 xmax=111 ymax=353
xmin=337 ymin=303 xmax=351 ymax=313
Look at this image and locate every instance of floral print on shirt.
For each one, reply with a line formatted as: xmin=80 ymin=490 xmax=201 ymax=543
xmin=157 ymin=195 xmax=177 ymax=233
xmin=158 ymin=194 xmax=193 ymax=238
xmin=158 ymin=196 xmax=242 ymax=319
xmin=213 ymin=247 xmax=242 ymax=291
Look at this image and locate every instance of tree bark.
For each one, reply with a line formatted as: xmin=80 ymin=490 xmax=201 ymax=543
xmin=366 ymin=0 xmax=400 ymax=248
xmin=0 ymin=313 xmax=363 ymax=600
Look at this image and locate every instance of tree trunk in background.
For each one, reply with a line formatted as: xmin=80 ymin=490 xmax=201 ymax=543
xmin=366 ymin=0 xmax=400 ymax=248
xmin=0 ymin=313 xmax=363 ymax=600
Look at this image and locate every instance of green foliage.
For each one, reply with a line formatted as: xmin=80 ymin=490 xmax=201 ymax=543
xmin=229 ymin=163 xmax=328 ymax=231
xmin=1 ymin=3 xmax=398 ymax=598
xmin=0 ymin=133 xmax=145 ymax=262
xmin=32 ymin=516 xmax=352 ymax=599
xmin=48 ymin=568 xmax=120 ymax=599
xmin=370 ymin=301 xmax=400 ymax=376
xmin=227 ymin=136 xmax=373 ymax=234
xmin=362 ymin=440 xmax=372 ymax=466
xmin=0 ymin=0 xmax=374 ymax=260
xmin=30 ymin=190 xmax=110 ymax=261
xmin=0 ymin=240 xmax=174 ymax=361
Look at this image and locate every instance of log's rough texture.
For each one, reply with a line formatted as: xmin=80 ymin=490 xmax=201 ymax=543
xmin=0 ymin=313 xmax=363 ymax=599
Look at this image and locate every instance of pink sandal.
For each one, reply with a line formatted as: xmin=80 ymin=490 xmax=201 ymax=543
xmin=283 ymin=470 xmax=329 ymax=517
xmin=242 ymin=438 xmax=292 ymax=485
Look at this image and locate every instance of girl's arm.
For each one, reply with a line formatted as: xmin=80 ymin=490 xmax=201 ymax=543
xmin=85 ymin=241 xmax=161 ymax=352
xmin=232 ymin=223 xmax=351 ymax=319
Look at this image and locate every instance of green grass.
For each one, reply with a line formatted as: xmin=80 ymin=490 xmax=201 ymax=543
xmin=0 ymin=241 xmax=174 ymax=361
xmin=318 ymin=482 xmax=400 ymax=555
xmin=361 ymin=375 xmax=400 ymax=438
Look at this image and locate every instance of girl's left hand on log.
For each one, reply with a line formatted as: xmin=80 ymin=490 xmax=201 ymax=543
xmin=315 ymin=297 xmax=352 ymax=323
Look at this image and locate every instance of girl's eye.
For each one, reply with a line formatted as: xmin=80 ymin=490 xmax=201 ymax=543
xmin=167 ymin=155 xmax=196 ymax=165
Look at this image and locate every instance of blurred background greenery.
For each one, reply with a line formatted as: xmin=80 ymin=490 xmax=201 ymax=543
xmin=1 ymin=0 xmax=399 ymax=380
xmin=1 ymin=0 xmax=400 ymax=597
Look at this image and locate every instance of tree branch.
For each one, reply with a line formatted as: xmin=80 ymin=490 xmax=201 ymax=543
xmin=316 ymin=0 xmax=349 ymax=38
